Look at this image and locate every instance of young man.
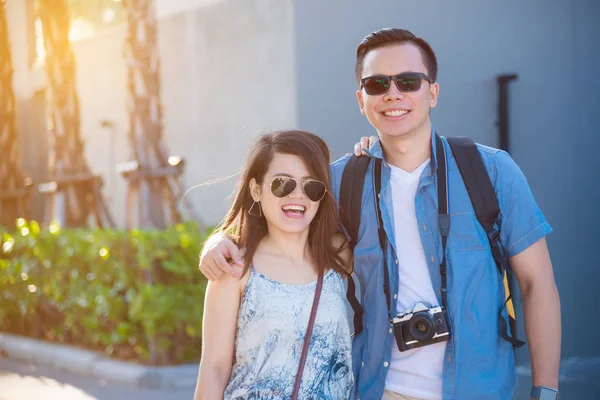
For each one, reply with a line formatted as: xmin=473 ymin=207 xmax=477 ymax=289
xmin=199 ymin=28 xmax=561 ymax=400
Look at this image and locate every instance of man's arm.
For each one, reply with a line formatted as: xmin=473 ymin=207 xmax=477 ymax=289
xmin=490 ymin=149 xmax=560 ymax=396
xmin=509 ymin=237 xmax=561 ymax=393
xmin=199 ymin=232 xmax=244 ymax=281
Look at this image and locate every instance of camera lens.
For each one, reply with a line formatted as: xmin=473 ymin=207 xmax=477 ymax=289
xmin=408 ymin=312 xmax=436 ymax=342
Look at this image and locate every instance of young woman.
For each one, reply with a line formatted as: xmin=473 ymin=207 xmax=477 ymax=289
xmin=194 ymin=130 xmax=353 ymax=400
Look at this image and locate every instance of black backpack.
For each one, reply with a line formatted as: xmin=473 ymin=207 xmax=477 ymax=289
xmin=339 ymin=136 xmax=525 ymax=348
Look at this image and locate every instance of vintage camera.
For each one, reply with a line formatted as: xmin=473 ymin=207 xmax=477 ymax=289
xmin=393 ymin=302 xmax=451 ymax=352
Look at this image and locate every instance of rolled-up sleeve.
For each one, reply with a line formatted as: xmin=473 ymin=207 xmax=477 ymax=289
xmin=494 ymin=150 xmax=553 ymax=258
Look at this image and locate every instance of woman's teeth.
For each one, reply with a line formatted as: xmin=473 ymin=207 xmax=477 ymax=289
xmin=281 ymin=205 xmax=306 ymax=218
xmin=282 ymin=205 xmax=306 ymax=212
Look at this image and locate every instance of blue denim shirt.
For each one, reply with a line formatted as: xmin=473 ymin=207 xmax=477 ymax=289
xmin=329 ymin=129 xmax=552 ymax=400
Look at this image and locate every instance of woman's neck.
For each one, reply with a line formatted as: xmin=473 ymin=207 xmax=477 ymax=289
xmin=260 ymin=229 xmax=310 ymax=265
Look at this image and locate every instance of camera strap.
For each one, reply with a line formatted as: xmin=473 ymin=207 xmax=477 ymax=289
xmin=436 ymin=133 xmax=450 ymax=311
xmin=374 ymin=133 xmax=449 ymax=324
xmin=373 ymin=157 xmax=394 ymax=324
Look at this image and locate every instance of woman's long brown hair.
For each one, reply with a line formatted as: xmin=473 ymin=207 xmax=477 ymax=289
xmin=216 ymin=130 xmax=348 ymax=277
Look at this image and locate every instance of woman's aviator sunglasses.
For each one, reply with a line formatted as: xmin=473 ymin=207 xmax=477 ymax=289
xmin=360 ymin=72 xmax=433 ymax=96
xmin=270 ymin=177 xmax=327 ymax=202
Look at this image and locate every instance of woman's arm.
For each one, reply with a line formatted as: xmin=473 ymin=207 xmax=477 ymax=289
xmin=193 ymin=273 xmax=242 ymax=400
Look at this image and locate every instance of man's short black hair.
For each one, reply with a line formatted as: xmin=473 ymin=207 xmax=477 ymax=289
xmin=355 ymin=28 xmax=438 ymax=84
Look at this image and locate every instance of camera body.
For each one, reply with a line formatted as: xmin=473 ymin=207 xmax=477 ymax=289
xmin=393 ymin=302 xmax=451 ymax=352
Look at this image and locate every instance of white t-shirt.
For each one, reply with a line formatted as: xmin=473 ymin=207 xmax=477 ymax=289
xmin=384 ymin=159 xmax=445 ymax=400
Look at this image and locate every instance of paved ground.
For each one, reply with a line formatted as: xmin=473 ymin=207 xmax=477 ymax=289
xmin=1 ymin=356 xmax=599 ymax=399
xmin=0 ymin=357 xmax=194 ymax=400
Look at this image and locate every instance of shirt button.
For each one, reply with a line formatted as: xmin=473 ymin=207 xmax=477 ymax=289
xmin=383 ymin=361 xmax=389 ymax=367
xmin=395 ymin=259 xmax=399 ymax=264
xmin=430 ymin=255 xmax=434 ymax=263
xmin=393 ymin=294 xmax=397 ymax=299
xmin=423 ymin=224 xmax=427 ymax=231
xmin=389 ymin=328 xmax=393 ymax=333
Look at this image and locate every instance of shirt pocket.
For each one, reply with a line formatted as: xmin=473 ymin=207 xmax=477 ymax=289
xmin=448 ymin=212 xmax=490 ymax=252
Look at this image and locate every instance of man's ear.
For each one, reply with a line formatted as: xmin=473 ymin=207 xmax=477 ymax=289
xmin=356 ymin=89 xmax=366 ymax=115
xmin=429 ymin=82 xmax=440 ymax=109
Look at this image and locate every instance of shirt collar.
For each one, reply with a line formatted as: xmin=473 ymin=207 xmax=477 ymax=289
xmin=362 ymin=125 xmax=440 ymax=172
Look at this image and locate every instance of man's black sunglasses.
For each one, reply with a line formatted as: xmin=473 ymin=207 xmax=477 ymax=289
xmin=360 ymin=72 xmax=433 ymax=95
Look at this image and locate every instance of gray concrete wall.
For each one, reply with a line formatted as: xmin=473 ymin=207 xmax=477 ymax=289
xmin=157 ymin=0 xmax=297 ymax=226
xmin=292 ymin=0 xmax=600 ymax=375
xmin=8 ymin=0 xmax=296 ymax=227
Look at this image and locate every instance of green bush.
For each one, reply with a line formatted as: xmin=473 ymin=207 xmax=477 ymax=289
xmin=0 ymin=219 xmax=211 ymax=366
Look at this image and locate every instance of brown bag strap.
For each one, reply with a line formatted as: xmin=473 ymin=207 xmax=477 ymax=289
xmin=291 ymin=270 xmax=324 ymax=400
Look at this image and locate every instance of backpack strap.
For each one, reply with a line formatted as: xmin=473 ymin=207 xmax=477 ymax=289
xmin=340 ymin=155 xmax=371 ymax=249
xmin=339 ymin=155 xmax=371 ymax=337
xmin=446 ymin=137 xmax=525 ymax=348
